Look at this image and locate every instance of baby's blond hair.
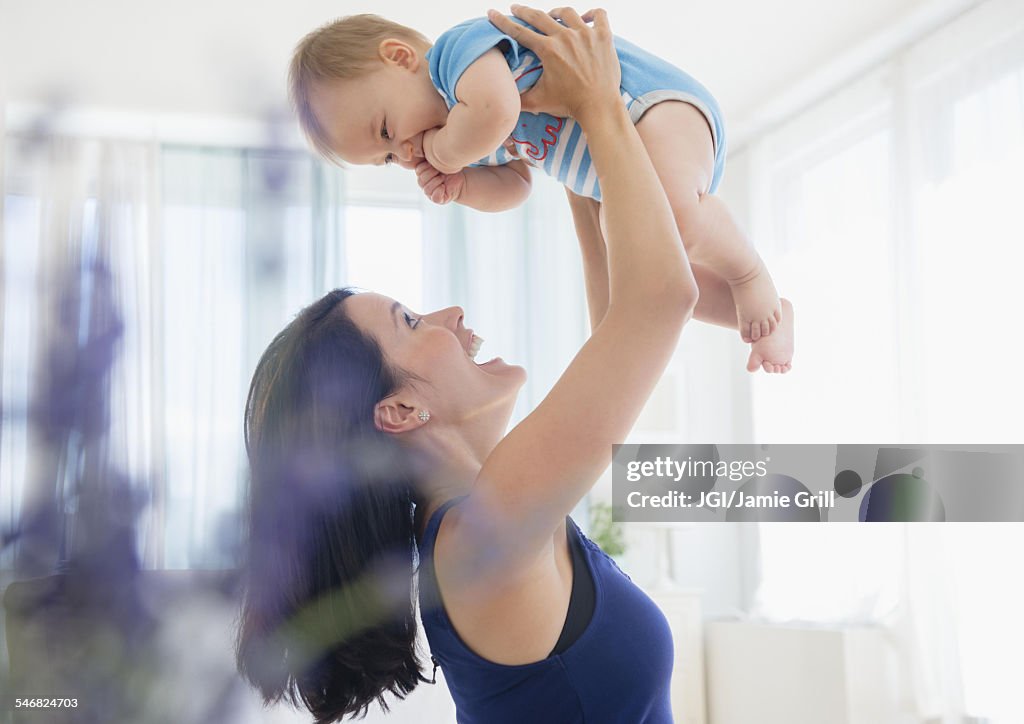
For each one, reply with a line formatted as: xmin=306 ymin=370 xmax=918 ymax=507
xmin=288 ymin=14 xmax=432 ymax=164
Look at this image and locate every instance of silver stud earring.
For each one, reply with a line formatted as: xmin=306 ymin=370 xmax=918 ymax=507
xmin=418 ymin=410 xmax=430 ymax=422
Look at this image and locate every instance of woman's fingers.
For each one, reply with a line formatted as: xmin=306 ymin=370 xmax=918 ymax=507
xmin=486 ymin=7 xmax=549 ymax=48
xmin=580 ymin=8 xmax=608 ymax=29
xmin=486 ymin=9 xmax=541 ymax=46
xmin=548 ymin=6 xmax=585 ymax=28
xmin=509 ymin=4 xmax=568 ymax=35
xmin=491 ymin=4 xmax=619 ymax=118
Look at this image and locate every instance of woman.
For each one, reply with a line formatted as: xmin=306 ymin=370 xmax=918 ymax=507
xmin=236 ymin=6 xmax=740 ymax=722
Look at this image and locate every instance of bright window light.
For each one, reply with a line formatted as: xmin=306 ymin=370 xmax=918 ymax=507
xmin=917 ymin=67 xmax=1024 ymax=442
xmin=344 ymin=206 xmax=423 ymax=313
xmin=753 ymin=127 xmax=898 ymax=443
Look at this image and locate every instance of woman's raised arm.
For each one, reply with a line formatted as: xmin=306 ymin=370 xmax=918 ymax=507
xmin=454 ymin=6 xmax=699 ymax=582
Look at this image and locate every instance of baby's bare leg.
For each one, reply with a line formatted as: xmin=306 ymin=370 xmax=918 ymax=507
xmin=686 ymin=262 xmax=794 ymax=372
xmin=597 ymin=206 xmax=794 ymax=372
xmin=635 ymin=101 xmax=782 ymax=343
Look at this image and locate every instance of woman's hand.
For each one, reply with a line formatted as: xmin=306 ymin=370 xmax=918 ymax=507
xmin=486 ymin=6 xmax=621 ymax=121
xmin=456 ymin=7 xmax=698 ymax=587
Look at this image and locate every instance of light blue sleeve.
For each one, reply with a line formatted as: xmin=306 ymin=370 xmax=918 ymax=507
xmin=469 ymin=144 xmax=518 ymax=168
xmin=427 ymin=17 xmax=525 ymax=107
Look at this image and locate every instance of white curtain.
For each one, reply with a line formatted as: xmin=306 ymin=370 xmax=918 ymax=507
xmin=0 ymin=124 xmax=596 ymax=722
xmin=1 ymin=134 xmax=162 ymax=571
xmin=745 ymin=0 xmax=1024 ymax=720
xmin=0 ymin=133 xmax=354 ymax=571
xmin=747 ymin=0 xmax=1024 ymax=441
xmin=897 ymin=526 xmax=967 ymax=723
xmin=155 ymin=146 xmax=351 ymax=569
xmin=421 ymin=173 xmax=589 ymax=428
xmin=0 ymin=123 xmax=598 ymax=567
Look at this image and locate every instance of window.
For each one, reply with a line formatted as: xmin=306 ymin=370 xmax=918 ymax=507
xmin=1 ymin=140 xmax=426 ymax=570
xmin=751 ymin=118 xmax=899 ymax=443
xmin=913 ymin=63 xmax=1024 ymax=442
xmin=0 ymin=194 xmax=41 ymax=570
xmin=345 ymin=205 xmax=424 ymax=312
xmin=746 ymin=3 xmax=1024 ymax=719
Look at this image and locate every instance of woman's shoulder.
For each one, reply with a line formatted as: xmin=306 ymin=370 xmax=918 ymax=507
xmin=432 ymin=506 xmax=572 ymax=666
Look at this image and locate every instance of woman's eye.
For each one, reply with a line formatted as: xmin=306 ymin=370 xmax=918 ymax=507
xmin=403 ymin=312 xmax=420 ymax=329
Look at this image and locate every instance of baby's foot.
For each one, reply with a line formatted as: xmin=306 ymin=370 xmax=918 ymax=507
xmin=746 ymin=297 xmax=794 ymax=374
xmin=729 ymin=259 xmax=782 ymax=343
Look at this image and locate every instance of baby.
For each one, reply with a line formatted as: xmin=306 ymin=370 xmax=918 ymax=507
xmin=289 ymin=10 xmax=793 ymax=372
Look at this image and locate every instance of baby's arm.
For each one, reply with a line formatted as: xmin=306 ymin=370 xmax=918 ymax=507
xmin=460 ymin=160 xmax=532 ymax=211
xmin=424 ymin=48 xmax=521 ymax=174
xmin=415 ymin=158 xmax=532 ymax=212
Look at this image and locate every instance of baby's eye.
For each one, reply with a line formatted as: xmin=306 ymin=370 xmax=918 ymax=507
xmin=381 ymin=121 xmax=394 ymax=165
xmin=403 ymin=311 xmax=421 ymax=329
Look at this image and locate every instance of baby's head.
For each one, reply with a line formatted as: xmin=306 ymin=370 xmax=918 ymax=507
xmin=289 ymin=14 xmax=449 ymax=168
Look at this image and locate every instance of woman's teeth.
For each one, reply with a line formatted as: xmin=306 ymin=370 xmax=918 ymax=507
xmin=468 ymin=335 xmax=483 ymax=359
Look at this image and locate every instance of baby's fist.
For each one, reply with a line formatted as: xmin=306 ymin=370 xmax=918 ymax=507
xmin=415 ymin=161 xmax=466 ymax=205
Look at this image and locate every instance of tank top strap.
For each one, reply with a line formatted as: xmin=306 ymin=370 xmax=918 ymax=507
xmin=420 ymin=494 xmax=470 ymax=551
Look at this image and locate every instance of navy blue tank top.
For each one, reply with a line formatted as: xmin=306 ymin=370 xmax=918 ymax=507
xmin=417 ymin=495 xmax=675 ymax=723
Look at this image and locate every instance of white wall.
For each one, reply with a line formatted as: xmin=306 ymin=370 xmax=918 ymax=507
xmin=1 ymin=0 xmax=964 ymax=148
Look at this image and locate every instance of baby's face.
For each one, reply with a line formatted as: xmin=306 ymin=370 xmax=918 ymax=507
xmin=310 ymin=41 xmax=450 ymax=168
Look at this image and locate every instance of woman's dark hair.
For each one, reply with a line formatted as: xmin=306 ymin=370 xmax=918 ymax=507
xmin=235 ymin=287 xmax=433 ymax=722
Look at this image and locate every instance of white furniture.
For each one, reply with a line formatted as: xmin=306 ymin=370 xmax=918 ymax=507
xmin=647 ymin=587 xmax=708 ymax=724
xmin=704 ymin=621 xmax=902 ymax=724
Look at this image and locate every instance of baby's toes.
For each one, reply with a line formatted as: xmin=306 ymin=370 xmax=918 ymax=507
xmin=759 ymin=319 xmax=771 ymax=339
xmin=749 ymin=321 xmax=762 ymax=342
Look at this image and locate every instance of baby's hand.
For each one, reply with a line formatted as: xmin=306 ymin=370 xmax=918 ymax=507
xmin=415 ymin=160 xmax=466 ymax=205
xmin=422 ymin=128 xmax=464 ymax=176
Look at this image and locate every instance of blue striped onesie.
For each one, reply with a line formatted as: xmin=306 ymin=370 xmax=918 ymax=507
xmin=425 ymin=15 xmax=728 ymax=202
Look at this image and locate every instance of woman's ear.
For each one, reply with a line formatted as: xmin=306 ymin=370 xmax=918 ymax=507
xmin=374 ymin=397 xmax=424 ymax=434
xmin=378 ymin=38 xmax=420 ymax=71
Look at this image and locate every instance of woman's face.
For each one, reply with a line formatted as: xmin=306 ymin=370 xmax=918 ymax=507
xmin=344 ymin=292 xmax=526 ymax=429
